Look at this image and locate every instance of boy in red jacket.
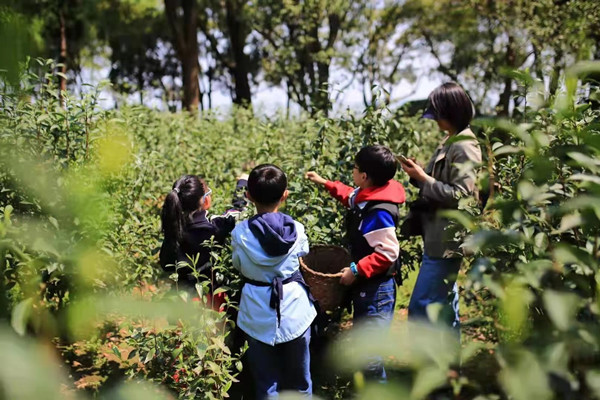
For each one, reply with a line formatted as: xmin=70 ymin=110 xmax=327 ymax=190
xmin=306 ymin=145 xmax=405 ymax=381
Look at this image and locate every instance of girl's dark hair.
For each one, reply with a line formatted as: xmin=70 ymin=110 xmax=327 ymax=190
xmin=427 ymin=82 xmax=474 ymax=131
xmin=161 ymin=175 xmax=207 ymax=248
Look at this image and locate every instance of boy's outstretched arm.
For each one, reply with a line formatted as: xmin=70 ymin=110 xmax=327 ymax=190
xmin=209 ymin=174 xmax=249 ymax=238
xmin=305 ymin=171 xmax=327 ymax=186
xmin=305 ymin=171 xmax=354 ymax=207
xmin=230 ymin=174 xmax=249 ymax=211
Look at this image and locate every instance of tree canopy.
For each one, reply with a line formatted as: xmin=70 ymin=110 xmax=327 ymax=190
xmin=2 ymin=0 xmax=599 ymax=115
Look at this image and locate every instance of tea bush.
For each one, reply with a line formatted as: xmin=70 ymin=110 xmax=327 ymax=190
xmin=0 ymin=59 xmax=427 ymax=398
xmin=1 ymin=58 xmax=600 ymax=399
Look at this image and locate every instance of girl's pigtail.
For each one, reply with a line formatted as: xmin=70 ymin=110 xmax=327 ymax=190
xmin=161 ymin=189 xmax=185 ymax=249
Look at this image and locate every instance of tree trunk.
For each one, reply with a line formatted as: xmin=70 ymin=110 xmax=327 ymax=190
xmin=313 ymin=13 xmax=341 ymax=115
xmin=225 ymin=0 xmax=252 ymax=107
xmin=531 ymin=44 xmax=544 ymax=82
xmin=208 ymin=70 xmax=213 ymax=110
xmin=58 ymin=6 xmax=67 ymax=107
xmin=165 ymin=0 xmax=200 ymax=112
xmin=316 ymin=60 xmax=330 ymax=114
xmin=497 ymin=35 xmax=515 ymax=117
xmin=197 ymin=66 xmax=204 ymax=111
xmin=138 ymin=72 xmax=144 ymax=105
xmin=286 ymin=80 xmax=291 ymax=119
xmin=181 ymin=0 xmax=200 ymax=112
xmin=549 ymin=48 xmax=564 ymax=98
xmin=308 ymin=18 xmax=327 ymax=116
xmin=590 ymin=33 xmax=600 ymax=110
xmin=497 ymin=78 xmax=512 ymax=117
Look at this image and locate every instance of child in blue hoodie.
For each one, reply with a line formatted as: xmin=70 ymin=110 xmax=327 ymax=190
xmin=231 ymin=164 xmax=316 ymax=399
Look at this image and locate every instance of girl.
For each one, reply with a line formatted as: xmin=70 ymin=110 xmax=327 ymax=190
xmin=159 ymin=174 xmax=247 ymax=308
xmin=400 ymin=82 xmax=482 ymax=330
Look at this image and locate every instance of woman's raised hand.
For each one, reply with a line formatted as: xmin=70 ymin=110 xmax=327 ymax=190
xmin=400 ymin=158 xmax=430 ymax=183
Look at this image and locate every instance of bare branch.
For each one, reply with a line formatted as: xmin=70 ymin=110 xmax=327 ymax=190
xmin=422 ymin=30 xmax=459 ymax=83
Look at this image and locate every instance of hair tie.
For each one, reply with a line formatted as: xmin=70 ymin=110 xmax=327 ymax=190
xmin=173 ymin=187 xmax=180 ymax=194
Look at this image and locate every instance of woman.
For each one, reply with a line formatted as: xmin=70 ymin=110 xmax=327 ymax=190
xmin=400 ymin=82 xmax=482 ymax=329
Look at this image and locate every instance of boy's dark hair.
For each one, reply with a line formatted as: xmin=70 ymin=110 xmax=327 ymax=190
xmin=248 ymin=164 xmax=287 ymax=205
xmin=426 ymin=82 xmax=474 ymax=131
xmin=355 ymin=145 xmax=397 ymax=186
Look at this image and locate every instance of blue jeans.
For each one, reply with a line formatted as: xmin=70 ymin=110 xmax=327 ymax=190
xmin=246 ymin=327 xmax=312 ymax=399
xmin=408 ymin=254 xmax=461 ymax=329
xmin=352 ymin=276 xmax=396 ymax=381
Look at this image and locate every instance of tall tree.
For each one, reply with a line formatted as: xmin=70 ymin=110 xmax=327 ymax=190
xmin=0 ymin=5 xmax=42 ymax=84
xmin=348 ymin=2 xmax=414 ymax=108
xmin=223 ymin=0 xmax=252 ymax=106
xmin=198 ymin=0 xmax=258 ymax=108
xmin=96 ymin=0 xmax=181 ymax=110
xmin=4 ymin=0 xmax=96 ymax=103
xmin=254 ymin=0 xmax=366 ymax=116
xmin=165 ymin=0 xmax=200 ymax=112
xmin=399 ymin=0 xmax=600 ymax=116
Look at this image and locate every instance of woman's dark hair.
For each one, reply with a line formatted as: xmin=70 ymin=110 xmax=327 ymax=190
xmin=161 ymin=174 xmax=206 ymax=248
xmin=248 ymin=164 xmax=287 ymax=205
xmin=426 ymin=82 xmax=474 ymax=131
xmin=355 ymin=145 xmax=397 ymax=186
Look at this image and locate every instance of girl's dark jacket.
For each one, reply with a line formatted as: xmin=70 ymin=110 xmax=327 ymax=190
xmin=159 ymin=210 xmax=238 ymax=286
xmin=159 ymin=179 xmax=247 ymax=287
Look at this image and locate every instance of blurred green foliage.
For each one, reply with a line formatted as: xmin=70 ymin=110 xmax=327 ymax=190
xmin=1 ymin=57 xmax=600 ymax=399
xmin=0 ymin=58 xmax=425 ymax=398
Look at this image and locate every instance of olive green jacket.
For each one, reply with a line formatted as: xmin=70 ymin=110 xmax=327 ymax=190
xmin=415 ymin=128 xmax=482 ymax=258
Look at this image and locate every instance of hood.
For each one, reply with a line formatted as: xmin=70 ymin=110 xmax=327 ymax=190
xmin=248 ymin=212 xmax=298 ymax=256
xmin=354 ymin=179 xmax=406 ymax=204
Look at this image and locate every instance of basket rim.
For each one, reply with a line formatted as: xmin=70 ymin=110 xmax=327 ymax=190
xmin=299 ymin=244 xmax=349 ymax=278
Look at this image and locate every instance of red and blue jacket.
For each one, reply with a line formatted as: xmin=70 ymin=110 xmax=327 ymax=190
xmin=325 ymin=179 xmax=406 ymax=278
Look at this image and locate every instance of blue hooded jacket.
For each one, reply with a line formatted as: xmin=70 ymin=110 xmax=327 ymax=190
xmin=232 ymin=212 xmax=316 ymax=345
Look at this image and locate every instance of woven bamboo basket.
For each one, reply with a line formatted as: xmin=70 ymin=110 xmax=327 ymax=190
xmin=300 ymin=245 xmax=351 ymax=312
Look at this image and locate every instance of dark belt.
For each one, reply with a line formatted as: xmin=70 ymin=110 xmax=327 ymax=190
xmin=244 ymin=270 xmax=314 ymax=326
